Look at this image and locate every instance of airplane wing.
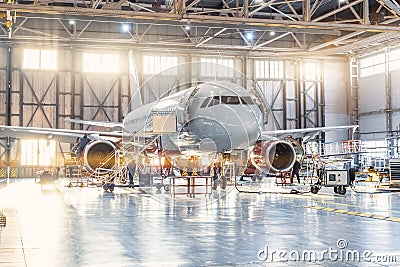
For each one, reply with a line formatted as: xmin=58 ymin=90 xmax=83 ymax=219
xmin=0 ymin=125 xmax=123 ymax=143
xmin=262 ymin=125 xmax=358 ymax=140
xmin=64 ymin=119 xmax=123 ymax=128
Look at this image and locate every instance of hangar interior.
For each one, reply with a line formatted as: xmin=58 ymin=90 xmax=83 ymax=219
xmin=2 ymin=1 xmax=400 ymax=267
xmin=2 ymin=0 xmax=400 ymax=177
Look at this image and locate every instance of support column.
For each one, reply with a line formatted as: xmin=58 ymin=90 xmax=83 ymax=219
xmin=303 ymin=0 xmax=310 ymax=22
xmin=55 ymin=73 xmax=60 ymax=129
xmin=386 ymin=49 xmax=392 ymax=135
xmin=282 ymin=62 xmax=287 ymax=130
xmin=71 ymin=48 xmax=76 ymax=130
xmin=6 ymin=46 xmax=11 ymax=127
xmin=363 ymin=0 xmax=370 ymax=25
xmin=296 ymin=60 xmax=302 ymax=129
xmin=243 ymin=0 xmax=248 ymax=18
xmin=5 ymin=46 xmax=12 ymax=172
xmin=350 ymin=57 xmax=360 ymax=139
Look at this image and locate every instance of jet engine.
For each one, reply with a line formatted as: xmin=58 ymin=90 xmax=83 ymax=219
xmin=82 ymin=140 xmax=118 ymax=175
xmin=249 ymin=139 xmax=297 ymax=174
xmin=283 ymin=136 xmax=305 ymax=163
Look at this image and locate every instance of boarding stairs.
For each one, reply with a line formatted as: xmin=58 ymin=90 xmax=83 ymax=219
xmin=389 ymin=159 xmax=400 ymax=188
xmin=64 ymin=154 xmax=93 ymax=187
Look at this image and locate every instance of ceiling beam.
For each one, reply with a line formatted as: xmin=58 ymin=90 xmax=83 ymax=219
xmin=312 ymin=0 xmax=363 ymax=22
xmin=1 ymin=3 xmax=400 ymax=33
xmin=252 ymin=31 xmax=291 ymax=49
xmin=195 ymin=28 xmax=227 ymax=47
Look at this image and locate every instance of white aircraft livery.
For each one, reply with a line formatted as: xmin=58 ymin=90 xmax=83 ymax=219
xmin=0 ymin=53 xmax=358 ymax=176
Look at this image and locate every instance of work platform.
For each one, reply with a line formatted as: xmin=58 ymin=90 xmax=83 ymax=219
xmin=1 ymin=178 xmax=400 ymax=266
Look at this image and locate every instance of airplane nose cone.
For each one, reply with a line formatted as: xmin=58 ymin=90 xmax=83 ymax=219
xmin=185 ymin=105 xmax=262 ymax=152
xmin=224 ymin=106 xmax=261 ymax=149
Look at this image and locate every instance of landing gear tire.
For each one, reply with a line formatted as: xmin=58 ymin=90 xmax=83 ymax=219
xmin=164 ymin=184 xmax=170 ymax=192
xmin=220 ymin=176 xmax=227 ymax=190
xmin=334 ymin=186 xmax=338 ymax=194
xmin=337 ymin=185 xmax=346 ymax=195
xmin=155 ymin=183 xmax=163 ymax=190
xmin=310 ymin=185 xmax=319 ymax=194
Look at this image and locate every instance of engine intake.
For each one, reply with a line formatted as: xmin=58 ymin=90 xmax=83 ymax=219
xmin=82 ymin=140 xmax=118 ymax=175
xmin=250 ymin=140 xmax=296 ymax=174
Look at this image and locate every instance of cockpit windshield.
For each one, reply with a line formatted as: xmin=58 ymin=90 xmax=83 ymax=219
xmin=240 ymin=96 xmax=255 ymax=105
xmin=221 ymin=96 xmax=241 ymax=105
xmin=200 ymin=95 xmax=255 ymax=108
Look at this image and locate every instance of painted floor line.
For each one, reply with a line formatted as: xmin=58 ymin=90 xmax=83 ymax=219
xmin=304 ymin=205 xmax=398 ymax=222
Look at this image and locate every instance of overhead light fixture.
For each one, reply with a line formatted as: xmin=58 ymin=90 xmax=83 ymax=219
xmin=245 ymin=31 xmax=254 ymax=42
xmin=122 ymin=24 xmax=130 ymax=33
xmin=270 ymin=31 xmax=275 ymax=36
xmin=184 ymin=25 xmax=191 ymax=31
xmin=69 ymin=20 xmax=75 ymax=25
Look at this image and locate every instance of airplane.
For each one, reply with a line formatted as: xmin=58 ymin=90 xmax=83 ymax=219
xmin=0 ymin=52 xmax=358 ymax=184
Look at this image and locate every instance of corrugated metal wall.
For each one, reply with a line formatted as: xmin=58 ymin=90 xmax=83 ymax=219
xmin=324 ymin=60 xmax=350 ymax=142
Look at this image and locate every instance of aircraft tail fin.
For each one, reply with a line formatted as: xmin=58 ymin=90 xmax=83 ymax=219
xmin=129 ymin=50 xmax=143 ymax=111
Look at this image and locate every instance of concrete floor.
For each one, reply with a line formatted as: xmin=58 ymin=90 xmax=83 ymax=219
xmin=1 ymin=178 xmax=400 ymax=266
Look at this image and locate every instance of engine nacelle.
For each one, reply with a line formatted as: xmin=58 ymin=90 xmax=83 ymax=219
xmin=82 ymin=140 xmax=118 ymax=175
xmin=284 ymin=136 xmax=305 ymax=163
xmin=250 ymin=139 xmax=297 ymax=174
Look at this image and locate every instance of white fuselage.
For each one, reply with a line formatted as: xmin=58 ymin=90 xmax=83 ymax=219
xmin=123 ymin=81 xmax=263 ymax=153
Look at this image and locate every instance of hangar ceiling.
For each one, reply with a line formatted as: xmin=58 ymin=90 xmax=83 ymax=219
xmin=0 ymin=0 xmax=400 ymax=56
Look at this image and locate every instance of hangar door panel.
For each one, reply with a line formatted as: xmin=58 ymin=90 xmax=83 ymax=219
xmin=0 ymin=70 xmax=6 ymax=125
xmin=324 ymin=61 xmax=348 ymax=115
xmin=82 ymin=74 xmax=121 ymax=128
xmin=360 ymin=114 xmax=386 ymax=140
xmin=359 ymin=74 xmax=386 ymax=113
xmin=57 ymin=72 xmax=73 ymax=129
xmin=141 ymin=76 xmax=187 ymax=104
xmin=257 ymin=80 xmax=284 ymax=131
xmin=392 ymin=112 xmax=400 ymax=131
xmin=391 ymin=69 xmax=400 ymax=109
xmin=21 ymin=71 xmax=57 ymax=127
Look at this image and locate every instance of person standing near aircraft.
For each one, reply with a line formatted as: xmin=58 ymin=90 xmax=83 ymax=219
xmin=76 ymin=134 xmax=91 ymax=159
xmin=291 ymin=159 xmax=301 ymax=184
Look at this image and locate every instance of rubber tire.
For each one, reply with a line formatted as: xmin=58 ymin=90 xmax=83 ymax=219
xmin=155 ymin=183 xmax=163 ymax=190
xmin=310 ymin=185 xmax=319 ymax=194
xmin=337 ymin=185 xmax=346 ymax=195
xmin=220 ymin=176 xmax=227 ymax=190
xmin=334 ymin=186 xmax=338 ymax=194
xmin=164 ymin=184 xmax=170 ymax=192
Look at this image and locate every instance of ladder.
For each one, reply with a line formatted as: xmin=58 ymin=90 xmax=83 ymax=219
xmin=389 ymin=159 xmax=400 ymax=187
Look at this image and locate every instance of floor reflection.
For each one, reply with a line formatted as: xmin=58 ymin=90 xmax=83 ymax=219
xmin=1 ymin=179 xmax=400 ymax=266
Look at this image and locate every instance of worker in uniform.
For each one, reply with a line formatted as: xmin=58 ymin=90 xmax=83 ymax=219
xmin=312 ymin=151 xmax=324 ymax=184
xmin=291 ymin=159 xmax=301 ymax=184
xmin=76 ymin=133 xmax=91 ymax=159
xmin=348 ymin=167 xmax=357 ymax=186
